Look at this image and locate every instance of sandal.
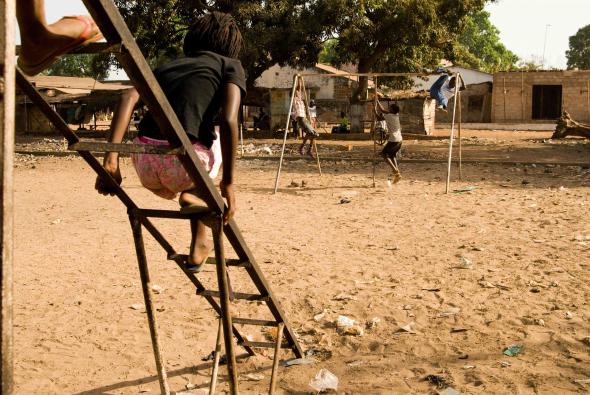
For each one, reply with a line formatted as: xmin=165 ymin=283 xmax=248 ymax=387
xmin=18 ymin=15 xmax=103 ymax=76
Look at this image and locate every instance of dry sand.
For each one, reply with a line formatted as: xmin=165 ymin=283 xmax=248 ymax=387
xmin=12 ymin=136 xmax=590 ymax=394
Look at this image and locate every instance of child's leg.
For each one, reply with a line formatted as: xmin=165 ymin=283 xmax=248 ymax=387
xmin=308 ymin=136 xmax=316 ymax=157
xmin=299 ymin=136 xmax=309 ymax=154
xmin=180 ymin=189 xmax=213 ymax=267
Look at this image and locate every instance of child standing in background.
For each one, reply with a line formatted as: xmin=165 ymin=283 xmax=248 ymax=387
xmin=376 ymin=100 xmax=403 ymax=183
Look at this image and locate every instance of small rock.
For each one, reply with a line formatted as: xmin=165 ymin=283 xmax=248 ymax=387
xmin=458 ymin=256 xmax=473 ymax=269
xmin=396 ymin=321 xmax=417 ymax=334
xmin=130 ymin=303 xmax=145 ymax=311
xmin=565 ymin=311 xmax=574 ymax=320
xmin=366 ymin=317 xmax=381 ymax=329
xmin=242 ymin=373 xmax=264 ymax=381
xmin=479 ymin=281 xmax=495 ymax=289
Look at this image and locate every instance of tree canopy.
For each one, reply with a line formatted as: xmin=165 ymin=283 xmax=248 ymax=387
xmin=113 ymin=0 xmax=327 ymax=87
xmin=456 ymin=10 xmax=518 ymax=72
xmin=566 ymin=24 xmax=590 ymax=70
xmin=44 ymin=54 xmax=111 ymax=80
xmin=316 ymin=0 xmax=489 ymax=101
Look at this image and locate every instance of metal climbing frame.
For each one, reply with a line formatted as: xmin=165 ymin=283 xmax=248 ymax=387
xmin=273 ymin=71 xmax=463 ymax=194
xmin=12 ymin=0 xmax=303 ymax=393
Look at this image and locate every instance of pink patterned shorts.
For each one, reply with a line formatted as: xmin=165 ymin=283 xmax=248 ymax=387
xmin=131 ymin=135 xmax=221 ymax=200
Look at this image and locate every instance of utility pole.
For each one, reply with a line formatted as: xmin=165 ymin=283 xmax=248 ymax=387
xmin=542 ymin=24 xmax=551 ymax=69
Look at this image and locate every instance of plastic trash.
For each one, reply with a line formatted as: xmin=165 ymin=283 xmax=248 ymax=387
xmin=439 ymin=387 xmax=461 ymax=395
xmin=503 ymin=344 xmax=523 ymax=357
xmin=453 ymin=185 xmax=478 ymax=193
xmin=309 ymin=369 xmax=338 ymax=392
xmin=459 ymin=257 xmax=473 ymax=269
xmin=281 ymin=358 xmax=314 ymax=367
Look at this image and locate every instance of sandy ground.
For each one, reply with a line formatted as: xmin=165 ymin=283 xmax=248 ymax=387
xmin=12 ymin=135 xmax=590 ymax=394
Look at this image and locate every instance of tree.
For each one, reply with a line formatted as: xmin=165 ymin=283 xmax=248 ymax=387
xmin=44 ymin=54 xmax=111 ymax=80
xmin=319 ymin=0 xmax=489 ymax=130
xmin=456 ymin=10 xmax=518 ymax=72
xmin=113 ymin=1 xmax=328 ymax=87
xmin=566 ymin=24 xmax=590 ymax=70
xmin=318 ymin=38 xmax=338 ymax=65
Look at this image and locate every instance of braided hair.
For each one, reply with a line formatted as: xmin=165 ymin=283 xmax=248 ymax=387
xmin=183 ymin=12 xmax=242 ymax=59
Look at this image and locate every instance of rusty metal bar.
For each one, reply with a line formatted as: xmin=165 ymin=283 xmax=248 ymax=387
xmin=129 ymin=213 xmax=170 ymax=395
xmin=212 ymin=217 xmax=238 ymax=394
xmin=16 ymin=42 xmax=122 ymax=55
xmin=239 ymin=341 xmax=291 ymax=349
xmin=232 ymin=318 xmax=278 ymax=327
xmin=269 ymin=322 xmax=284 ymax=395
xmin=208 ymin=318 xmax=223 ymax=395
xmin=0 ymin=0 xmax=15 ymax=393
xmin=69 ymin=141 xmax=185 ymax=155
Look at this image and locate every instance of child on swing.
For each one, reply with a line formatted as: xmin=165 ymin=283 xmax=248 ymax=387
xmin=375 ymin=99 xmax=402 ymax=183
xmin=95 ymin=12 xmax=246 ymax=272
xmin=430 ymin=71 xmax=465 ymax=111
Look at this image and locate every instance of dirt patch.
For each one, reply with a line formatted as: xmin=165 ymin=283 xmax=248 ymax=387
xmin=12 ymin=135 xmax=590 ymax=394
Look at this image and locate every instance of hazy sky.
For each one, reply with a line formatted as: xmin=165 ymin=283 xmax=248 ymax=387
xmin=20 ymin=0 xmax=590 ymax=70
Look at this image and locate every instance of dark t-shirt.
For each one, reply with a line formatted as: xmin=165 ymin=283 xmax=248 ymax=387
xmin=138 ymin=51 xmax=247 ymax=148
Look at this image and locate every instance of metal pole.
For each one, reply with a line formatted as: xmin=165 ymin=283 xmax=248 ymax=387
xmin=208 ymin=318 xmax=223 ymax=395
xmin=239 ymin=106 xmax=244 ymax=158
xmin=445 ymin=74 xmax=461 ymax=194
xmin=212 ymin=217 xmax=238 ymax=394
xmin=129 ymin=214 xmax=170 ymax=395
xmin=300 ymin=77 xmax=322 ymax=176
xmin=273 ymin=75 xmax=299 ymax=193
xmin=269 ymin=322 xmax=284 ymax=395
xmin=1 ymin=0 xmax=15 ymax=393
xmin=372 ymin=77 xmax=378 ymax=188
xmin=458 ymin=91 xmax=462 ymax=180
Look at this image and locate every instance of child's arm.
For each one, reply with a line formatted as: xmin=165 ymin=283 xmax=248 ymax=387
xmin=218 ymin=83 xmax=241 ymax=225
xmin=376 ymin=99 xmax=388 ymax=114
xmin=95 ymin=88 xmax=140 ymax=196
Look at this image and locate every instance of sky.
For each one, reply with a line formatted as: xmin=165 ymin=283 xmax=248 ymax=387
xmin=18 ymin=0 xmax=590 ymax=72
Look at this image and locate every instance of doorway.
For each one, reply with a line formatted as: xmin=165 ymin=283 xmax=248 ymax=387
xmin=532 ymin=85 xmax=562 ymax=120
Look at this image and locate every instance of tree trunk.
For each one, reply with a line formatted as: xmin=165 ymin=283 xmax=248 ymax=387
xmin=349 ymin=58 xmax=373 ymax=133
xmin=551 ymin=111 xmax=590 ymax=139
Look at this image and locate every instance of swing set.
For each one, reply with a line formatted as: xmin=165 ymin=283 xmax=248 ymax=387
xmin=273 ymin=71 xmax=464 ymax=194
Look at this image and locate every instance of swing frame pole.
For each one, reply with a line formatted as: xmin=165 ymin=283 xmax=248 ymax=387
xmin=273 ymin=74 xmax=300 ymax=194
xmin=445 ymin=73 xmax=461 ymax=194
xmin=372 ymin=76 xmax=378 ymax=188
xmin=458 ymin=90 xmax=463 ymax=180
xmin=300 ymin=76 xmax=322 ymax=176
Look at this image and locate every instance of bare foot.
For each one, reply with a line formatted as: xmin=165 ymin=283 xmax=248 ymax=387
xmin=393 ymin=173 xmax=402 ymax=184
xmin=189 ymin=238 xmax=213 ymax=266
xmin=19 ymin=16 xmax=101 ymax=75
xmin=179 ymin=190 xmax=202 ymax=207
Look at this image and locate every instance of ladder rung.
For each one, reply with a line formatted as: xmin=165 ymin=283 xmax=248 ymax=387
xmin=16 ymin=42 xmax=123 ymax=55
xmin=239 ymin=340 xmax=291 ymax=349
xmin=137 ymin=209 xmax=213 ymax=220
xmin=168 ymin=254 xmax=251 ymax=268
xmin=232 ymin=318 xmax=279 ymax=327
xmin=69 ymin=141 xmax=185 ymax=155
xmin=197 ymin=290 xmax=269 ymax=301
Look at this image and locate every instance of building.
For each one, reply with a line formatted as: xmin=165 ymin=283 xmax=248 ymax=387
xmin=17 ymin=76 xmax=132 ymax=134
xmin=252 ymin=63 xmax=437 ymax=134
xmin=492 ymin=70 xmax=590 ymax=123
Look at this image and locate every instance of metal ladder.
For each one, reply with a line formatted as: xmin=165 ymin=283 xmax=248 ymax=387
xmin=15 ymin=0 xmax=303 ymax=393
